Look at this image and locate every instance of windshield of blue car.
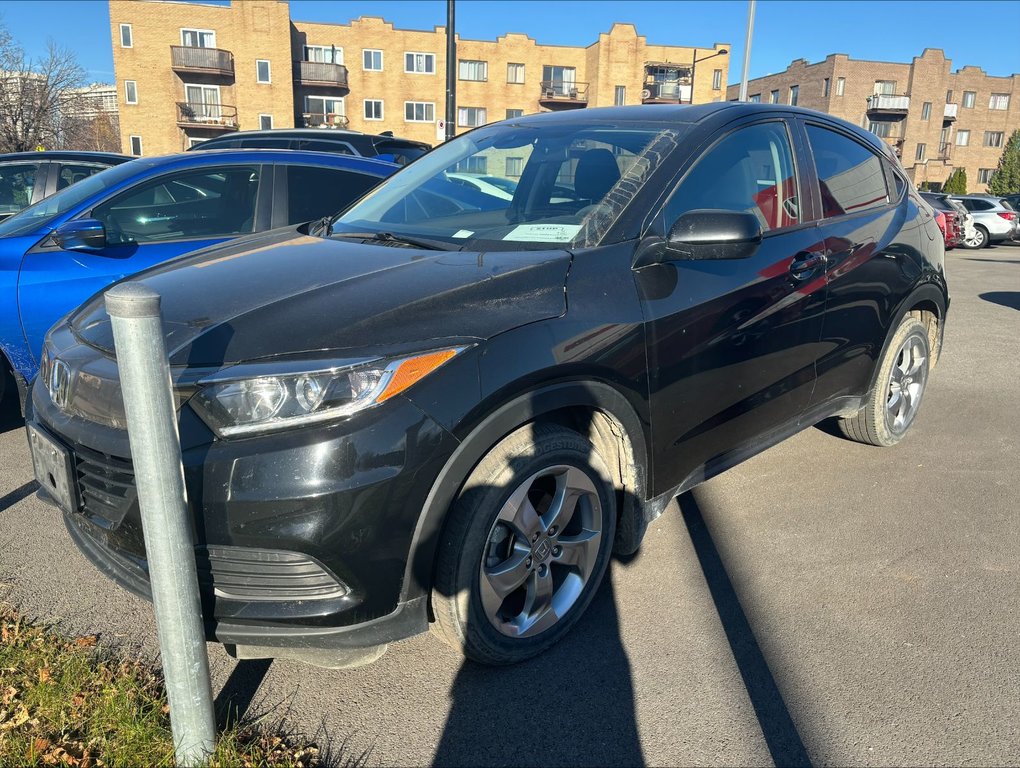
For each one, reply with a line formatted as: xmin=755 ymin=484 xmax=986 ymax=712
xmin=331 ymin=121 xmax=681 ymax=250
xmin=0 ymin=160 xmax=142 ymax=238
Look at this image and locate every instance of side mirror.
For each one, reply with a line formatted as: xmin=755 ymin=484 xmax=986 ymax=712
xmin=666 ymin=209 xmax=763 ymax=260
xmin=52 ymin=219 xmax=106 ymax=252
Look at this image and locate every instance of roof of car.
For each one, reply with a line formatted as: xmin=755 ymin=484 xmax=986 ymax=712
xmin=0 ymin=150 xmax=131 ymax=163
xmin=195 ymin=128 xmax=429 ymax=146
xmin=119 ymin=148 xmax=398 ymax=175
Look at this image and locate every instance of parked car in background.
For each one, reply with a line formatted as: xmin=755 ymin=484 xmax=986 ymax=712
xmin=445 ymin=172 xmax=515 ymax=200
xmin=921 ymin=192 xmax=966 ymax=250
xmin=189 ymin=128 xmax=430 ymax=166
xmin=950 ymin=194 xmax=1018 ymax=247
xmin=0 ymin=151 xmax=130 ymax=222
xmin=0 ymin=150 xmax=396 ymax=405
xmin=1002 ymin=193 xmax=1020 ymax=211
xmin=28 ymin=104 xmax=949 ymax=670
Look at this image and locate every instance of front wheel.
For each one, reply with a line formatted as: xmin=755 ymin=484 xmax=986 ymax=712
xmin=838 ymin=315 xmax=931 ymax=447
xmin=431 ymin=423 xmax=616 ymax=665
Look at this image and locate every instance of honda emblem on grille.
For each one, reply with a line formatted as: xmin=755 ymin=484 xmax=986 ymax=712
xmin=49 ymin=359 xmax=71 ymax=411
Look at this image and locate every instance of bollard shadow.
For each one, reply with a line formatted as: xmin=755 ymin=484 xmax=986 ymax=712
xmin=214 ymin=657 xmax=274 ymax=729
xmin=678 ymin=490 xmax=812 ymax=767
xmin=980 ymin=291 xmax=1020 ymax=311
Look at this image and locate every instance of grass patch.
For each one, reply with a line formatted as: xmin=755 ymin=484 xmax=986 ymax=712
xmin=0 ymin=605 xmax=319 ymax=767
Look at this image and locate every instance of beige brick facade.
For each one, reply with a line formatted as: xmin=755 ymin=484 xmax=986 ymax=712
xmin=110 ymin=0 xmax=728 ymax=156
xmin=726 ymin=48 xmax=1020 ymax=192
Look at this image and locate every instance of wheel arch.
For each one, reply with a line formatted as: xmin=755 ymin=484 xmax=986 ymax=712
xmin=874 ymin=281 xmax=948 ymax=391
xmin=402 ymin=379 xmax=650 ymax=608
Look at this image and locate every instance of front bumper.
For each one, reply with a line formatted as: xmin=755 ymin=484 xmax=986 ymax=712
xmin=29 ymin=374 xmax=460 ymax=651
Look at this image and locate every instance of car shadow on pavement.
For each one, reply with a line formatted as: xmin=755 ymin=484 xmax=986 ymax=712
xmin=0 ymin=390 xmax=24 ymax=435
xmin=679 ymin=490 xmax=812 ymax=768
xmin=0 ymin=481 xmax=38 ymax=514
xmin=979 ymin=291 xmax=1020 ymax=311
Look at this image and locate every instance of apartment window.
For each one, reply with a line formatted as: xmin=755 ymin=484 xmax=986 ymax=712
xmin=978 ymin=168 xmax=995 ymax=184
xmin=956 ymin=130 xmax=970 ymax=146
xmin=614 ymin=85 xmax=626 ymax=106
xmin=542 ymin=65 xmax=576 ymax=94
xmin=259 ymin=114 xmax=273 ymax=130
xmin=187 ymin=138 xmax=206 ymax=149
xmin=962 ymin=91 xmax=976 ymax=108
xmin=405 ymin=101 xmax=435 ymax=122
xmin=455 ymin=156 xmax=488 ymax=175
xmin=256 ymin=60 xmax=271 ymax=84
xmin=507 ymin=63 xmax=525 ymax=84
xmin=304 ymin=45 xmax=342 ymax=64
xmin=364 ymin=99 xmax=384 ymax=121
xmin=946 ymin=90 xmax=953 ymax=103
xmin=363 ymin=49 xmax=383 ymax=71
xmin=181 ymin=29 xmax=215 ymax=48
xmin=770 ymin=89 xmax=779 ymax=104
xmin=984 ymin=131 xmax=1004 ymax=148
xmin=129 ymin=135 xmax=142 ymax=156
xmin=506 ymin=108 xmax=524 ymax=119
xmin=459 ymin=60 xmax=487 ymax=81
xmin=405 ymin=52 xmax=435 ymax=74
xmin=874 ymin=80 xmax=897 ymax=96
xmin=304 ymin=95 xmax=344 ymax=126
xmin=789 ymin=85 xmax=799 ymax=106
xmin=124 ymin=80 xmax=137 ymax=105
xmin=712 ymin=69 xmax=722 ymax=91
xmin=921 ymin=101 xmax=932 ymax=120
xmin=119 ymin=23 xmax=132 ymax=48
xmin=915 ymin=143 xmax=926 ymax=162
xmin=458 ymin=106 xmax=487 ymax=127
xmin=823 ymin=78 xmax=830 ymax=97
xmin=506 ymin=157 xmax=524 ymax=177
xmin=989 ymin=93 xmax=1010 ymax=110
xmin=869 ymin=121 xmax=893 ymax=138
xmin=836 ymin=77 xmax=846 ymax=96
xmin=748 ymin=93 xmax=761 ymax=103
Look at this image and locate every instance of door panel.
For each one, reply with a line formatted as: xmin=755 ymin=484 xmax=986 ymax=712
xmin=639 ymin=120 xmax=826 ymax=494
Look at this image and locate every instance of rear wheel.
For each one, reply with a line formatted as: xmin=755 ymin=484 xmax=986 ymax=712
xmin=962 ymin=225 xmax=987 ymax=249
xmin=838 ymin=316 xmax=931 ymax=447
xmin=431 ymin=423 xmax=616 ymax=665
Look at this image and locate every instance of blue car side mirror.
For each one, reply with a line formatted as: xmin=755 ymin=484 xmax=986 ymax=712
xmin=52 ymin=219 xmax=107 ymax=252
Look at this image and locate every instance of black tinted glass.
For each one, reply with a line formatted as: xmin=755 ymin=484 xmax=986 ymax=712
xmin=56 ymin=163 xmax=108 ymax=191
xmin=0 ymin=162 xmax=40 ymax=214
xmin=807 ymin=125 xmax=888 ymax=217
xmin=292 ymin=139 xmax=355 ymax=154
xmin=286 ymin=166 xmax=381 ymax=224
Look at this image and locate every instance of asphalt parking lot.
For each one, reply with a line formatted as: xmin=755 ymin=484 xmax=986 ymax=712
xmin=1 ymin=243 xmax=1017 ymax=767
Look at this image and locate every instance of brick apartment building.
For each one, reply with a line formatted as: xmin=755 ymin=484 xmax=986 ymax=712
xmin=109 ymin=0 xmax=730 ymax=156
xmin=727 ymin=48 xmax=1020 ymax=192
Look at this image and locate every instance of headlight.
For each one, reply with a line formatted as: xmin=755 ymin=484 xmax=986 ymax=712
xmin=189 ymin=347 xmax=464 ymax=437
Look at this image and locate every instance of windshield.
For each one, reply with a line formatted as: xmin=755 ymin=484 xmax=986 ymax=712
xmin=0 ymin=160 xmax=142 ymax=238
xmin=332 ymin=121 xmax=680 ymax=250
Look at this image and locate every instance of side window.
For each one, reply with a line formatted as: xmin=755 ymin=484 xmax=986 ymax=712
xmin=56 ymin=163 xmax=108 ymax=191
xmin=806 ymin=124 xmax=889 ymax=217
xmin=663 ymin=122 xmax=800 ymax=232
xmin=238 ymin=137 xmax=291 ymax=149
xmin=285 ymin=166 xmax=381 ymax=225
xmin=0 ymin=163 xmax=41 ymax=214
xmin=292 ymin=139 xmax=355 ymax=154
xmin=92 ymin=166 xmax=260 ymax=244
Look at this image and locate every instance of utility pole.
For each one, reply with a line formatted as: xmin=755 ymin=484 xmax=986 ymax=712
xmin=445 ymin=0 xmax=456 ymax=141
xmin=738 ymin=0 xmax=756 ymax=102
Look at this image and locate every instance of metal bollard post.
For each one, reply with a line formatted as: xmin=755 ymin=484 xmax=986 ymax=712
xmin=106 ymin=282 xmax=216 ymax=766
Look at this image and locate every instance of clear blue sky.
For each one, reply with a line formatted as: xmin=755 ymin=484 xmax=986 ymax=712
xmin=1 ymin=0 xmax=1018 ymax=84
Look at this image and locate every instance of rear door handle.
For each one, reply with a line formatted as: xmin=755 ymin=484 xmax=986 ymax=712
xmin=790 ymin=251 xmax=827 ymax=279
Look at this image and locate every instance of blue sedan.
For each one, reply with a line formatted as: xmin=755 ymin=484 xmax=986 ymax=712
xmin=0 ymin=149 xmax=396 ymax=404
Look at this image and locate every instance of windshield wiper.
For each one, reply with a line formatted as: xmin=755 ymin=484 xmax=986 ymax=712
xmin=311 ymin=216 xmax=333 ymax=237
xmin=330 ymin=231 xmax=459 ymax=251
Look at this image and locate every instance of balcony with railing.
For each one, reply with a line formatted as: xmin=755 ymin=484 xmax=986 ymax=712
xmin=176 ymin=102 xmax=238 ymax=131
xmin=938 ymin=142 xmax=953 ymax=161
xmin=866 ymin=94 xmax=910 ymax=118
xmin=641 ymin=79 xmax=693 ymax=104
xmin=943 ymin=103 xmax=958 ymax=123
xmin=170 ymin=46 xmax=234 ymax=77
xmin=294 ymin=60 xmax=349 ymax=90
xmin=539 ymin=80 xmax=588 ymax=109
xmin=301 ymin=112 xmax=350 ymax=129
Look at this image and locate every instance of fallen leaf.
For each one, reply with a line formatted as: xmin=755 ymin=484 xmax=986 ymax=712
xmin=39 ymin=667 xmax=52 ymax=683
xmin=74 ymin=635 xmax=97 ymax=648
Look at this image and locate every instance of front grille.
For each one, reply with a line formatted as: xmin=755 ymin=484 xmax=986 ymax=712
xmin=74 ymin=444 xmax=136 ymax=528
xmin=196 ymin=546 xmax=349 ymax=602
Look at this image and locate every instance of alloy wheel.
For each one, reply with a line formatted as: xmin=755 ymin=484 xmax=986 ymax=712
xmin=886 ymin=333 xmax=928 ymax=435
xmin=479 ymin=465 xmax=602 ymax=638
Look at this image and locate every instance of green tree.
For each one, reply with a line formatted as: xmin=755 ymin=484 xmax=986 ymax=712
xmin=943 ymin=168 xmax=968 ymax=195
xmin=988 ymin=130 xmax=1020 ymax=195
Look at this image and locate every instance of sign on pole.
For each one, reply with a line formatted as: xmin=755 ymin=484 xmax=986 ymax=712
xmin=436 ymin=119 xmax=446 ymax=143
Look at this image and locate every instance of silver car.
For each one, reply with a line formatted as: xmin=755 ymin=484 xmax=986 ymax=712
xmin=950 ymin=194 xmax=1019 ymax=248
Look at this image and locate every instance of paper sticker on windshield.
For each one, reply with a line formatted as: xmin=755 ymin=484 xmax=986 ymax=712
xmin=503 ymin=224 xmax=582 ymax=242
xmin=452 ymin=229 xmax=474 ymax=238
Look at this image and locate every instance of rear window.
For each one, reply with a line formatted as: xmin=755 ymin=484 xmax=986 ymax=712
xmin=285 ymin=165 xmax=382 ymax=224
xmin=807 ymin=124 xmax=889 ymax=217
xmin=292 ymin=138 xmax=356 ymax=155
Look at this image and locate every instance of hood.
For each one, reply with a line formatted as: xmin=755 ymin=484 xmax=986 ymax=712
xmin=69 ymin=228 xmax=570 ymax=367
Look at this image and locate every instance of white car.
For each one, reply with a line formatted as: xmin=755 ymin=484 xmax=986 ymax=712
xmin=445 ymin=172 xmax=514 ymax=201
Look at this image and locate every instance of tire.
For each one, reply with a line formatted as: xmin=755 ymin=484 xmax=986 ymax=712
xmin=431 ymin=422 xmax=617 ymax=665
xmin=838 ymin=315 xmax=931 ymax=447
xmin=962 ymin=225 xmax=987 ymax=249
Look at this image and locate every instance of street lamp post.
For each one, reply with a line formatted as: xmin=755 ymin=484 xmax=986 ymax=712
xmin=689 ymin=48 xmax=728 ymax=104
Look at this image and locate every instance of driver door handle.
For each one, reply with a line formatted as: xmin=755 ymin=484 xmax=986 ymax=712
xmin=790 ymin=251 xmax=827 ymax=279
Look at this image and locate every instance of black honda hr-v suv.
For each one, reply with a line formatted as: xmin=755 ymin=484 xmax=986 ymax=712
xmin=28 ymin=104 xmax=948 ymax=667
